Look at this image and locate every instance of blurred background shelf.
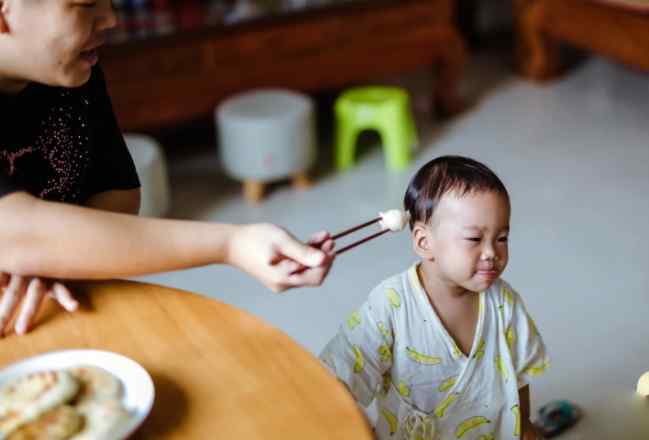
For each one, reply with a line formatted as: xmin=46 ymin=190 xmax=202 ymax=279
xmin=101 ymin=0 xmax=466 ymax=133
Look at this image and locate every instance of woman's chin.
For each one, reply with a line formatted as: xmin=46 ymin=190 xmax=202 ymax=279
xmin=58 ymin=68 xmax=92 ymax=88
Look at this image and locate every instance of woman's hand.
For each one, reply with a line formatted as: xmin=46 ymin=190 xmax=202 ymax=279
xmin=0 ymin=274 xmax=78 ymax=337
xmin=226 ymin=224 xmax=335 ymax=293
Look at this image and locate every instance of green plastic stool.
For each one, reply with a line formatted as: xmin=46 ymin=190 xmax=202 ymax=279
xmin=335 ymin=86 xmax=417 ymax=172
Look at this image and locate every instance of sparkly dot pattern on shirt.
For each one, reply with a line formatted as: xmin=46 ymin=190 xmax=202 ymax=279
xmin=1 ymin=88 xmax=92 ymax=203
xmin=0 ymin=66 xmax=140 ymax=205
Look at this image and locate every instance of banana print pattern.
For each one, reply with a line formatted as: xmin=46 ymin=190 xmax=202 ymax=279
xmin=378 ymin=344 xmax=392 ymax=363
xmin=473 ymin=338 xmax=486 ymax=360
xmin=319 ymin=269 xmax=548 ymax=440
xmin=452 ymin=341 xmax=463 ymax=359
xmin=495 ymin=355 xmax=509 ymax=382
xmin=525 ymin=359 xmax=550 ymax=376
xmin=404 ymin=413 xmax=436 ymax=440
xmin=347 ymin=311 xmax=361 ymax=330
xmin=377 ymin=321 xmax=393 ymax=341
xmin=434 ymin=392 xmax=459 ymax=418
xmin=398 ymin=381 xmax=411 ymax=398
xmin=528 ymin=315 xmax=538 ymax=338
xmin=406 ymin=347 xmax=442 ymax=365
xmin=386 ymin=288 xmax=402 ymax=309
xmin=506 ymin=326 xmax=516 ymax=351
xmin=438 ymin=376 xmax=458 ymax=393
xmin=512 ymin=405 xmax=521 ymax=437
xmin=501 ymin=284 xmax=514 ymax=305
xmin=352 ymin=345 xmax=364 ymax=373
xmin=381 ymin=407 xmax=399 ymax=435
xmin=455 ymin=416 xmax=490 ymax=438
xmin=380 ymin=373 xmax=392 ymax=397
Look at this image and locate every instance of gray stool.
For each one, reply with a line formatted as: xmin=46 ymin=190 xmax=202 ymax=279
xmin=216 ymin=89 xmax=316 ymax=203
xmin=124 ymin=134 xmax=170 ymax=217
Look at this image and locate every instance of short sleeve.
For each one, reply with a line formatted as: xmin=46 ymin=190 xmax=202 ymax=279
xmin=319 ymin=283 xmax=397 ymax=407
xmin=500 ymin=281 xmax=550 ymax=389
xmin=81 ymin=66 xmax=140 ymax=201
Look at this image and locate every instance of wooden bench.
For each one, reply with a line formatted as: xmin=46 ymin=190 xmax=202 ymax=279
xmin=515 ymin=0 xmax=649 ymax=80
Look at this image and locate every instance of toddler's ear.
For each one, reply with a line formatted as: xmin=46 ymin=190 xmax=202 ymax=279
xmin=412 ymin=222 xmax=435 ymax=261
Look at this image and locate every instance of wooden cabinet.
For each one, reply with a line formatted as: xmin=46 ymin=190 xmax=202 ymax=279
xmin=101 ymin=0 xmax=466 ymax=132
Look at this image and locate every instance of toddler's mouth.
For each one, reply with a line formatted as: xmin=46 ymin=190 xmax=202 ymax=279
xmin=476 ymin=269 xmax=498 ymax=279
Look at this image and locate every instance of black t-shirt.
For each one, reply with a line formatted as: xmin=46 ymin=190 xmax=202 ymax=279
xmin=0 ymin=66 xmax=140 ymax=204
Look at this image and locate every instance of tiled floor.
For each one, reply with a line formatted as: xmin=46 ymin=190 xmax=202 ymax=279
xmin=138 ymin=51 xmax=649 ymax=438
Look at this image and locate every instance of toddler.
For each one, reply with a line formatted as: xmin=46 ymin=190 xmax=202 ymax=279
xmin=321 ymin=156 xmax=549 ymax=439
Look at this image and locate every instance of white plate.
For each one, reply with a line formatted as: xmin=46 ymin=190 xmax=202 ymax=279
xmin=0 ymin=349 xmax=155 ymax=439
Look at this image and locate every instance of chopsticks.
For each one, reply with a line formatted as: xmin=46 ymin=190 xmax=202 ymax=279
xmin=334 ymin=228 xmax=390 ymax=255
xmin=331 ymin=217 xmax=381 ymax=241
xmin=332 ymin=210 xmax=409 ymax=256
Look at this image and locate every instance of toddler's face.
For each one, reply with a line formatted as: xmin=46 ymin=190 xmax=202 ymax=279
xmin=3 ymin=0 xmax=116 ymax=87
xmin=427 ymin=190 xmax=510 ymax=293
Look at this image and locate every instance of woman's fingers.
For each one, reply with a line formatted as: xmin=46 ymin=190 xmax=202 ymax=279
xmin=49 ymin=282 xmax=79 ymax=312
xmin=320 ymin=238 xmax=336 ymax=254
xmin=0 ymin=276 xmax=79 ymax=337
xmin=0 ymin=275 xmax=28 ymax=336
xmin=274 ymin=232 xmax=325 ymax=268
xmin=15 ymin=278 xmax=47 ymax=335
xmin=285 ymin=266 xmax=329 ymax=287
xmin=307 ymin=230 xmax=331 ymax=247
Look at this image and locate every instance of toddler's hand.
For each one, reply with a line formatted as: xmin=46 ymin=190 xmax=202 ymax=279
xmin=226 ymin=224 xmax=335 ymax=293
xmin=0 ymin=273 xmax=78 ymax=337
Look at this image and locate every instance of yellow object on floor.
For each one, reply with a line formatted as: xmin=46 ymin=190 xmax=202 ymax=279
xmin=636 ymin=371 xmax=649 ymax=397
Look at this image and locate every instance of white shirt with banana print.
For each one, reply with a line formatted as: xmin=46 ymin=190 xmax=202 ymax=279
xmin=320 ymin=265 xmax=549 ymax=440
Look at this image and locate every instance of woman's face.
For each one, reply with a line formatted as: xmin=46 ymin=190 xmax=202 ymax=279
xmin=2 ymin=0 xmax=117 ymax=87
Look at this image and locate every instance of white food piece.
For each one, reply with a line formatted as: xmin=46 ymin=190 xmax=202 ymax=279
xmin=637 ymin=371 xmax=649 ymax=397
xmin=379 ymin=210 xmax=410 ymax=232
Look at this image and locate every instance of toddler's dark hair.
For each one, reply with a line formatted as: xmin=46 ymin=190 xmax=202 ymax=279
xmin=404 ymin=155 xmax=509 ymax=229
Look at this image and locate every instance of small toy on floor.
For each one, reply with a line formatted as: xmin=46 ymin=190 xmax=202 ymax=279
xmin=637 ymin=371 xmax=649 ymax=397
xmin=534 ymin=400 xmax=581 ymax=438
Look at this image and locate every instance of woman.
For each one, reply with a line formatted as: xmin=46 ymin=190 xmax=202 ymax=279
xmin=0 ymin=0 xmax=335 ymax=336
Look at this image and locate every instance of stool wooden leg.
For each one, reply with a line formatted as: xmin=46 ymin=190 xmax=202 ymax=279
xmin=515 ymin=1 xmax=562 ymax=80
xmin=291 ymin=172 xmax=312 ymax=190
xmin=244 ymin=180 xmax=265 ymax=203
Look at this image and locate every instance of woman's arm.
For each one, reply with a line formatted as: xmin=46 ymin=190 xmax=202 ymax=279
xmin=0 ymin=192 xmax=332 ymax=288
xmin=1 ymin=188 xmax=135 ymax=336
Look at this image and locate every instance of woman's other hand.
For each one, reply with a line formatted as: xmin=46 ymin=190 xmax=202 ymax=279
xmin=0 ymin=274 xmax=78 ymax=337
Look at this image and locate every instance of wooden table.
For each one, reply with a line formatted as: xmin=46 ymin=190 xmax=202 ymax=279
xmin=0 ymin=281 xmax=373 ymax=439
